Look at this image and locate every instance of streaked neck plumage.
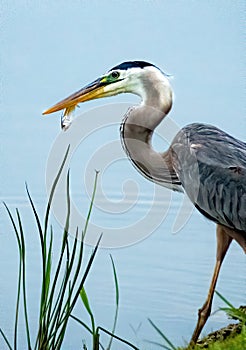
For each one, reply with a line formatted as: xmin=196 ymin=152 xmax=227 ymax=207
xmin=120 ymin=70 xmax=182 ymax=191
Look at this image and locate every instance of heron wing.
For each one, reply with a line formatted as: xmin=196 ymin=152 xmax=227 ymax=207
xmin=170 ymin=123 xmax=246 ymax=232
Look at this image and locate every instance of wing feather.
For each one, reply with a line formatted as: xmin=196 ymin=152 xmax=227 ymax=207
xmin=171 ymin=123 xmax=246 ymax=232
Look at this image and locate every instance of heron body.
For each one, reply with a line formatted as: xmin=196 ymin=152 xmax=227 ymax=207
xmin=171 ymin=123 xmax=246 ymax=232
xmin=43 ymin=61 xmax=246 ymax=344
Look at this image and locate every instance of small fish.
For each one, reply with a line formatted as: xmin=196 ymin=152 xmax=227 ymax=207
xmin=61 ymin=105 xmax=77 ymax=131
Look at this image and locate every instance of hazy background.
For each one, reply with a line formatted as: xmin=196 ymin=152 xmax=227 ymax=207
xmin=1 ymin=1 xmax=245 ymax=349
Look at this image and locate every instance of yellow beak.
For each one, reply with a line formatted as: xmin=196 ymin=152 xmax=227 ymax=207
xmin=42 ymin=77 xmax=107 ymax=115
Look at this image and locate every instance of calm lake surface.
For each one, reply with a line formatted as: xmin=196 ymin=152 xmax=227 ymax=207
xmin=0 ymin=104 xmax=245 ymax=350
xmin=1 ymin=2 xmax=245 ymax=348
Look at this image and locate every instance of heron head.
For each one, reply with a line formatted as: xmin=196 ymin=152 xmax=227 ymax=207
xmin=42 ymin=61 xmax=168 ymax=115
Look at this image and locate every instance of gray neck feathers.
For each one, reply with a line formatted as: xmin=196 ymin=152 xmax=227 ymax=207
xmin=120 ymin=104 xmax=182 ymax=191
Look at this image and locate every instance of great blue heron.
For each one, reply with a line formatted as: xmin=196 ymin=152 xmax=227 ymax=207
xmin=43 ymin=61 xmax=246 ymax=345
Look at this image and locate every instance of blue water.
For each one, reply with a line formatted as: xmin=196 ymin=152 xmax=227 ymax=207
xmin=0 ymin=191 xmax=245 ymax=349
xmin=0 ymin=104 xmax=245 ymax=349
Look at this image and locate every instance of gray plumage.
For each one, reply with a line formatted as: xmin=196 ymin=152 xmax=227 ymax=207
xmin=43 ymin=60 xmax=246 ymax=345
xmin=121 ymin=109 xmax=246 ymax=235
xmin=170 ymin=122 xmax=246 ymax=232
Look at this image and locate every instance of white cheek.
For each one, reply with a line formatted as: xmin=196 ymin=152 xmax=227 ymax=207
xmin=103 ymin=80 xmax=127 ymax=96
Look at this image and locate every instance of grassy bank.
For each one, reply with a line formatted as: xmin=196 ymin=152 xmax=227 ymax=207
xmin=180 ymin=326 xmax=245 ymax=350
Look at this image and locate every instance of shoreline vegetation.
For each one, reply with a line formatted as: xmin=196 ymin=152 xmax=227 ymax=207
xmin=1 ymin=150 xmax=245 ymax=349
xmin=186 ymin=322 xmax=245 ymax=350
xmin=147 ymin=304 xmax=245 ymax=350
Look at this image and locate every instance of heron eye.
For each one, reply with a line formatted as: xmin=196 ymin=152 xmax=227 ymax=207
xmin=110 ymin=71 xmax=120 ymax=79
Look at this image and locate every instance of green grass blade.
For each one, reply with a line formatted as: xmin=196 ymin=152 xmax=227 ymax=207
xmin=25 ymin=183 xmax=44 ymax=263
xmin=25 ymin=184 xmax=47 ymax=329
xmin=218 ymin=305 xmax=246 ymax=324
xmin=70 ymin=314 xmax=94 ymax=335
xmin=54 ymin=234 xmax=102 ymax=347
xmin=69 ymin=233 xmax=102 ymax=312
xmin=43 ymin=236 xmax=68 ymax=332
xmin=16 ymin=209 xmax=32 ymax=349
xmin=14 ymin=244 xmax=22 ymax=350
xmin=0 ymin=328 xmax=13 ymax=350
xmin=37 ymin=225 xmax=53 ymax=344
xmin=53 ymin=283 xmax=73 ymax=349
xmin=3 ymin=203 xmax=21 ymax=246
xmin=67 ymin=169 xmax=100 ymax=308
xmin=44 ymin=145 xmax=70 ymax=238
xmin=144 ymin=339 xmax=172 ymax=349
xmin=80 ymin=287 xmax=96 ymax=334
xmin=40 ymin=148 xmax=71 ymax=346
xmin=38 ymin=169 xmax=70 ymax=336
xmin=71 ymin=316 xmax=106 ymax=350
xmin=45 ymin=226 xmax=53 ymax=301
xmin=148 ymin=318 xmax=176 ymax=350
xmin=80 ymin=287 xmax=94 ymax=319
xmin=98 ymin=327 xmax=139 ymax=350
xmin=34 ymin=147 xmax=70 ymax=349
xmin=65 ymin=170 xmax=99 ymax=319
xmin=215 ymin=291 xmax=235 ymax=308
xmin=43 ymin=171 xmax=72 ymax=343
xmin=46 ymin=230 xmax=79 ymax=331
xmin=48 ymin=240 xmax=78 ymax=346
xmin=94 ymin=328 xmax=100 ymax=350
xmin=66 ymin=227 xmax=84 ymax=303
xmin=107 ymin=255 xmax=119 ymax=350
xmin=3 ymin=203 xmax=22 ymax=350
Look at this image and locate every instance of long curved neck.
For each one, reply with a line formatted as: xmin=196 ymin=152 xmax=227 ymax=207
xmin=140 ymin=74 xmax=173 ymax=118
xmin=120 ymin=79 xmax=182 ymax=191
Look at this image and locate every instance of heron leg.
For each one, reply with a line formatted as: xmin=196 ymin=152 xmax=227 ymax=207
xmin=189 ymin=224 xmax=232 ymax=346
